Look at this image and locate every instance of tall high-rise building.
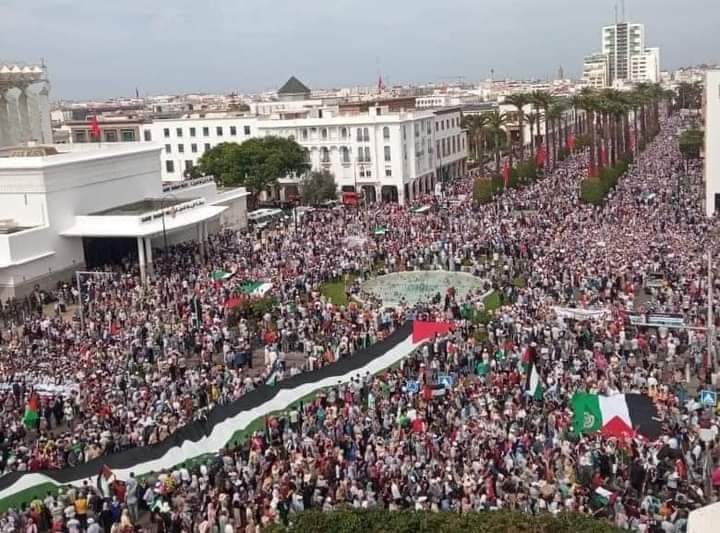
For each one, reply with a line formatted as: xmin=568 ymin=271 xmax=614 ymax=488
xmin=583 ymin=19 xmax=660 ymax=87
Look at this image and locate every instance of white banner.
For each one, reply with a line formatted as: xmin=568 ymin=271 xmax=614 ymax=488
xmin=552 ymin=306 xmax=609 ymax=321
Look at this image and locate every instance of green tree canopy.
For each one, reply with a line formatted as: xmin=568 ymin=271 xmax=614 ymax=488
xmin=196 ymin=136 xmax=310 ymax=196
xmin=301 ymin=169 xmax=338 ymax=205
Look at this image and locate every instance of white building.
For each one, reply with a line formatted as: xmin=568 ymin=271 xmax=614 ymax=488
xmin=583 ymin=53 xmax=610 ymax=88
xmin=0 ymin=142 xmax=249 ymax=298
xmin=705 ymin=70 xmax=720 ymax=217
xmin=0 ymin=64 xmax=53 ymax=148
xmin=583 ymin=20 xmax=660 ymax=88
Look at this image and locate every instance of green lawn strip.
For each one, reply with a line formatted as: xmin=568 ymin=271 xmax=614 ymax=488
xmin=482 ymin=290 xmax=502 ymax=311
xmin=320 ymin=274 xmax=357 ymax=306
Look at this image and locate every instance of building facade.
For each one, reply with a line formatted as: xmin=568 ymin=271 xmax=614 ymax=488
xmin=705 ymin=71 xmax=720 ymax=217
xmin=0 ymin=64 xmax=53 ymax=148
xmin=583 ymin=53 xmax=610 ymax=88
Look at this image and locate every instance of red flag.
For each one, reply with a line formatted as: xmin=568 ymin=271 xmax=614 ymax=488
xmin=412 ymin=320 xmax=453 ymax=343
xmin=535 ymin=144 xmax=546 ymax=167
xmin=566 ymin=134 xmax=576 ymax=152
xmin=599 ymin=144 xmax=608 ymax=166
xmin=90 ymin=115 xmax=101 ymax=139
xmin=587 ymin=161 xmax=596 ymax=178
xmin=224 ymin=296 xmax=243 ymax=309
xmin=502 ymin=160 xmax=511 ymax=188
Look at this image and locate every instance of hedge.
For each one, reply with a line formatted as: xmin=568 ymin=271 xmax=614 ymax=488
xmin=264 ymin=509 xmax=625 ymax=533
xmin=579 ymin=158 xmax=630 ymax=205
xmin=473 ymin=178 xmax=494 ymax=204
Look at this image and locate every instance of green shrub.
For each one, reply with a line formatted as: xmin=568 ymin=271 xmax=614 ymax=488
xmin=580 ymin=158 xmax=630 ymax=205
xmin=264 ymin=509 xmax=625 ymax=533
xmin=513 ymin=159 xmax=538 ymax=181
xmin=473 ymin=178 xmax=495 ymax=204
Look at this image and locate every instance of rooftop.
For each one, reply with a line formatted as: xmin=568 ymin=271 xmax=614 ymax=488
xmin=278 ymin=76 xmax=311 ymax=95
xmin=91 ymin=198 xmax=188 ymax=216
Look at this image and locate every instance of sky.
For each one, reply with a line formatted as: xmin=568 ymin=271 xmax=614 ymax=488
xmin=1 ymin=0 xmax=718 ymax=100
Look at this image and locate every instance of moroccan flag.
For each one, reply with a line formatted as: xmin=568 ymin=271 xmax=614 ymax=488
xmin=502 ymin=160 xmax=511 ymax=188
xmin=90 ymin=115 xmax=101 ymax=139
xmin=566 ymin=134 xmax=576 ymax=151
xmin=412 ymin=320 xmax=453 ymax=343
xmin=571 ymin=393 xmax=662 ymax=440
xmin=22 ymin=392 xmax=40 ymax=429
xmin=599 ymin=144 xmax=608 ymax=166
xmin=526 ymin=350 xmax=543 ymax=401
xmin=535 ymin=144 xmax=547 ymax=167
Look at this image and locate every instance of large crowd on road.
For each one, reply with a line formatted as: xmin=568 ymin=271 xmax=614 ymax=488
xmin=0 ymin=110 xmax=719 ymax=532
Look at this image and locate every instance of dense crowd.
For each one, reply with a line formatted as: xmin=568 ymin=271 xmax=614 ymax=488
xmin=1 ymin=110 xmax=719 ymax=532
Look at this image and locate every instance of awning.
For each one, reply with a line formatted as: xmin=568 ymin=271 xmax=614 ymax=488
xmin=60 ymin=205 xmax=227 ymax=238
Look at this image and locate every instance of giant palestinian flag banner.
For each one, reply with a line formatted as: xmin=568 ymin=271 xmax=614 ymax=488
xmin=0 ymin=321 xmax=445 ymax=509
xmin=571 ymin=392 xmax=663 ymax=440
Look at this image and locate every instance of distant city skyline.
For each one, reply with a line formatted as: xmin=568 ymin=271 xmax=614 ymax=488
xmin=1 ymin=0 xmax=719 ymax=99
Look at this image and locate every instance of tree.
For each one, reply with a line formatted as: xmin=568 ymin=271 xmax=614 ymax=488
xmin=531 ymin=90 xmax=554 ymax=164
xmin=504 ymin=93 xmax=531 ymax=161
xmin=196 ymin=136 xmax=310 ymax=200
xmin=484 ymin=111 xmax=509 ymax=175
xmin=579 ymin=88 xmax=599 ymax=175
xmin=461 ymin=114 xmax=490 ymax=163
xmin=301 ymin=169 xmax=338 ymax=205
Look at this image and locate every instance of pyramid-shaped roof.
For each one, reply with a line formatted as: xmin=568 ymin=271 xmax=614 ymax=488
xmin=278 ymin=76 xmax=310 ymax=95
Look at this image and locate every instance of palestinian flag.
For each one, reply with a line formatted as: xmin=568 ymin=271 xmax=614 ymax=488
xmin=212 ymin=269 xmax=235 ymax=281
xmin=97 ymin=465 xmax=115 ymax=497
xmin=526 ymin=355 xmax=543 ymax=401
xmin=238 ymin=281 xmax=273 ymax=297
xmin=571 ymin=393 xmax=662 ymax=441
xmin=422 ymin=383 xmax=446 ymax=400
xmin=22 ymin=392 xmax=40 ymax=429
xmin=593 ymin=487 xmax=616 ymax=508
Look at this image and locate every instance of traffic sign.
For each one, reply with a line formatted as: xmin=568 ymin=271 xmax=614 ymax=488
xmin=700 ymin=390 xmax=717 ymax=407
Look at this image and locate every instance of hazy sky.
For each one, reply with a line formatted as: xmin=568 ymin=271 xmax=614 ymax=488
xmin=1 ymin=0 xmax=718 ymax=99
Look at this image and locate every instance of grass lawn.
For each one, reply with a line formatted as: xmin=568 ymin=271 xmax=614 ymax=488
xmin=320 ymin=274 xmax=357 ymax=306
xmin=483 ymin=290 xmax=502 ymax=312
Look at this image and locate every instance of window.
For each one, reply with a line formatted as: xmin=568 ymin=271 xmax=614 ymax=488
xmin=185 ymin=160 xmax=193 ymax=171
xmin=202 ymin=127 xmax=209 ymax=136
xmin=414 ymin=124 xmax=420 ymax=136
xmin=143 ymin=130 xmax=152 ymax=141
xmin=163 ymin=128 xmax=170 ymax=138
xmin=452 ymin=137 xmax=456 ymax=153
xmin=204 ymin=143 xmax=211 ymax=152
xmin=121 ymin=129 xmax=135 ymax=142
xmin=341 ymin=127 xmax=347 ymax=139
xmin=383 ymin=127 xmax=390 ymax=140
xmin=436 ymin=142 xmax=441 ymax=156
xmin=356 ymin=128 xmax=363 ymax=142
xmin=385 ymin=168 xmax=392 ymax=177
xmin=166 ymin=161 xmax=175 ymax=173
xmin=435 ymin=122 xmax=439 ymax=132
xmin=176 ymin=127 xmax=183 ymax=137
xmin=189 ymin=127 xmax=196 ymax=137
xmin=321 ymin=128 xmax=328 ymax=139
xmin=363 ymin=128 xmax=369 ymax=141
xmin=165 ymin=144 xmax=171 ymax=154
xmin=341 ymin=146 xmax=350 ymax=163
xmin=357 ymin=147 xmax=364 ymax=162
xmin=230 ymin=126 xmax=237 ymax=136
xmin=384 ymin=146 xmax=391 ymax=162
xmin=321 ymin=147 xmax=330 ymax=163
xmin=302 ymin=128 xmax=308 ymax=140
xmin=244 ymin=125 xmax=251 ymax=135
xmin=74 ymin=131 xmax=87 ymax=142
xmin=104 ymin=130 xmax=118 ymax=142
xmin=365 ymin=169 xmax=372 ymax=177
xmin=216 ymin=126 xmax=223 ymax=136
xmin=178 ymin=144 xmax=184 ymax=153
xmin=364 ymin=147 xmax=370 ymax=162
xmin=191 ymin=143 xmax=198 ymax=153
xmin=403 ymin=125 xmax=407 ymax=139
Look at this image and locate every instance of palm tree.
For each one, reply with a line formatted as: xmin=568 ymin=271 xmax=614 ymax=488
xmin=461 ymin=114 xmax=490 ymax=163
xmin=531 ymin=90 xmax=554 ymax=164
xmin=504 ymin=93 xmax=531 ymax=161
xmin=547 ymin=101 xmax=567 ymax=167
xmin=579 ymin=88 xmax=599 ymax=175
xmin=570 ymin=94 xmax=584 ymax=136
xmin=484 ymin=111 xmax=509 ymax=175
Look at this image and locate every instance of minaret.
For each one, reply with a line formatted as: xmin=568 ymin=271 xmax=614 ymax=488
xmin=558 ymin=65 xmax=565 ymax=80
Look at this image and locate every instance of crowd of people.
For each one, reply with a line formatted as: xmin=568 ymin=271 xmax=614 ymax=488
xmin=0 ymin=109 xmax=719 ymax=532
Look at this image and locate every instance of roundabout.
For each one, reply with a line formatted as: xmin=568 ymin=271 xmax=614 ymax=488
xmin=360 ymin=270 xmax=489 ymax=307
